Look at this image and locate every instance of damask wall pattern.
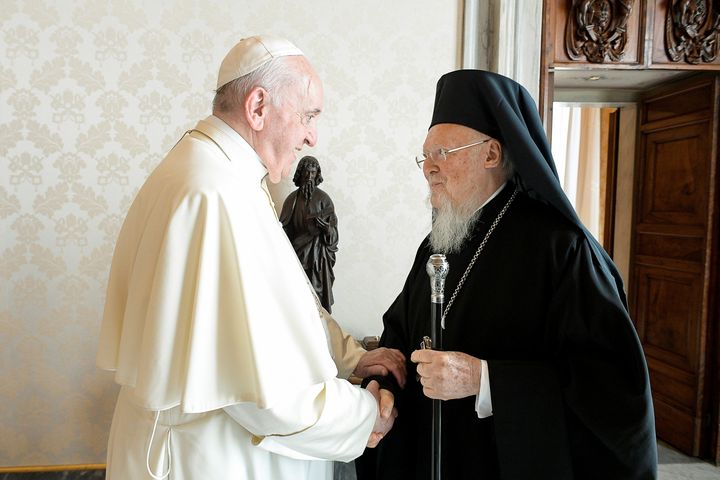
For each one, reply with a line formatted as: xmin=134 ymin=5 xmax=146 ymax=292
xmin=0 ymin=0 xmax=459 ymax=467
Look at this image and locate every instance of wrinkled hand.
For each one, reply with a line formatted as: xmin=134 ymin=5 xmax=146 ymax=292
xmin=353 ymin=347 xmax=407 ymax=389
xmin=365 ymin=380 xmax=397 ymax=448
xmin=411 ymin=349 xmax=481 ymax=400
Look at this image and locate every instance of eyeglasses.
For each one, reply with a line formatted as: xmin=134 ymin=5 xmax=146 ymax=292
xmin=415 ymin=139 xmax=489 ymax=169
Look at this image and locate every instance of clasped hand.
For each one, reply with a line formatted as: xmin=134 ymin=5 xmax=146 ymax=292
xmin=365 ymin=380 xmax=397 ymax=448
xmin=353 ymin=347 xmax=407 ymax=389
xmin=411 ymin=349 xmax=481 ymax=401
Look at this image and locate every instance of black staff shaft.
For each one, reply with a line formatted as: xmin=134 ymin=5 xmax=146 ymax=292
xmin=426 ymin=253 xmax=448 ymax=480
xmin=430 ymin=300 xmax=443 ymax=480
xmin=430 ymin=300 xmax=443 ymax=351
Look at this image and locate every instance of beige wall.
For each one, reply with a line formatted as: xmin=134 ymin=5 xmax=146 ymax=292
xmin=0 ymin=0 xmax=460 ymax=466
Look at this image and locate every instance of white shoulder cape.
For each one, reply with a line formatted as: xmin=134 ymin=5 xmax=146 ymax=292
xmin=97 ymin=118 xmax=338 ymax=413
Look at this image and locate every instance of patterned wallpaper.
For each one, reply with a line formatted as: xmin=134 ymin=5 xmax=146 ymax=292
xmin=0 ymin=0 xmax=460 ymax=467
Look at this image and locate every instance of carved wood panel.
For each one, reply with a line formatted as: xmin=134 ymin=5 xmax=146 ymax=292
xmin=544 ymin=0 xmax=720 ymax=69
xmin=652 ymin=0 xmax=720 ymax=67
xmin=549 ymin=0 xmax=643 ymax=65
xmin=566 ymin=0 xmax=636 ymax=62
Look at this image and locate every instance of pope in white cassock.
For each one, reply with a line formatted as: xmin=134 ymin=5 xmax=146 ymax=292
xmin=96 ymin=35 xmax=405 ymax=480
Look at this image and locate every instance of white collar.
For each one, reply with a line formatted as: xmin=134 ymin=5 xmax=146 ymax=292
xmin=475 ymin=181 xmax=508 ymax=214
xmin=193 ymin=115 xmax=269 ymax=184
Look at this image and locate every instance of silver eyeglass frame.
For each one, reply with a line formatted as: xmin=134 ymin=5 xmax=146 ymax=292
xmin=415 ymin=139 xmax=489 ymax=169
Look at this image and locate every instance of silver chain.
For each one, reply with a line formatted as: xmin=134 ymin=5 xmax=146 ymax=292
xmin=441 ymin=188 xmax=518 ymax=327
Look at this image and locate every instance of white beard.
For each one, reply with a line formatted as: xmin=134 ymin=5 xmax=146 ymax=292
xmin=428 ymin=193 xmax=481 ymax=254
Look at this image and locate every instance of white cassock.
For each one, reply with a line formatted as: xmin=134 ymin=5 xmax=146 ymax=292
xmin=97 ymin=115 xmax=376 ymax=479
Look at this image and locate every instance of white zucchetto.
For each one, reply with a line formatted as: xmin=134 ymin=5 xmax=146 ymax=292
xmin=216 ymin=35 xmax=304 ymax=89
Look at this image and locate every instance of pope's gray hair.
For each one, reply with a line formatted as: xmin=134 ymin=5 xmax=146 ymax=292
xmin=212 ymin=56 xmax=304 ymax=113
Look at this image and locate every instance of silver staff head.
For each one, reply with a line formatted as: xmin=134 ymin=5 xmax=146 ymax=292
xmin=426 ymin=254 xmax=449 ymax=304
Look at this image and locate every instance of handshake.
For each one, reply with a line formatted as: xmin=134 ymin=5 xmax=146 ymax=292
xmin=353 ymin=343 xmax=484 ymax=448
xmin=365 ymin=379 xmax=398 ymax=448
xmin=352 ymin=346 xmax=407 ymax=448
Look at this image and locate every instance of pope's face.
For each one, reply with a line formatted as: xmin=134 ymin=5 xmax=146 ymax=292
xmin=422 ymin=123 xmax=492 ymax=211
xmin=259 ymin=57 xmax=323 ymax=184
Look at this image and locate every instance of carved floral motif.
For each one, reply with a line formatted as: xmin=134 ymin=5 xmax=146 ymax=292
xmin=566 ymin=0 xmax=635 ymax=63
xmin=665 ymin=0 xmax=720 ymax=64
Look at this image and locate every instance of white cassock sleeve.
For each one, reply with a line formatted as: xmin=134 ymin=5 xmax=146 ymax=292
xmin=321 ymin=307 xmax=366 ymax=379
xmin=224 ymin=378 xmax=377 ymax=462
xmin=475 ymin=359 xmax=493 ymax=418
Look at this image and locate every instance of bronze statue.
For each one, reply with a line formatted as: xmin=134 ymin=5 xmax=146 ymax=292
xmin=280 ymin=156 xmax=339 ymax=312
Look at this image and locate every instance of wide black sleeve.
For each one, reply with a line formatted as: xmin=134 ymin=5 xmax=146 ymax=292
xmin=370 ymin=282 xmax=413 ymax=402
xmin=489 ymin=238 xmax=657 ymax=480
xmin=368 ymin=242 xmax=429 ymax=401
xmin=356 ymin=246 xmax=427 ymax=480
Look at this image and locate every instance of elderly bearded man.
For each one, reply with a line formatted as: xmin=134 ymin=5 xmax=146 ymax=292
xmin=356 ymin=70 xmax=657 ymax=480
xmin=97 ymin=35 xmax=405 ymax=480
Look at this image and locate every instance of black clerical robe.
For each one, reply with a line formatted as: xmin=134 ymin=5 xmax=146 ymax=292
xmin=357 ymin=184 xmax=656 ymax=480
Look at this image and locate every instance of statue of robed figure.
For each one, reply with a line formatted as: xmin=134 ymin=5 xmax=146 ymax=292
xmin=280 ymin=156 xmax=339 ymax=312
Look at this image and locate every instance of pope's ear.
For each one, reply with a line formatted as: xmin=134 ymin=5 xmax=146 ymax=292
xmin=244 ymin=86 xmax=269 ymax=131
xmin=484 ymin=140 xmax=502 ymax=169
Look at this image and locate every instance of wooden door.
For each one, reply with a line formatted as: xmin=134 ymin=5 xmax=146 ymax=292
xmin=601 ymin=108 xmax=620 ymax=255
xmin=630 ymin=74 xmax=719 ymax=458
